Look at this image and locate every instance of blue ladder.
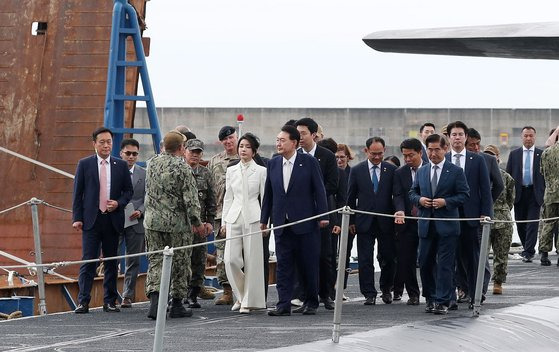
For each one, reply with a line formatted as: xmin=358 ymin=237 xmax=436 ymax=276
xmin=104 ymin=0 xmax=161 ymax=158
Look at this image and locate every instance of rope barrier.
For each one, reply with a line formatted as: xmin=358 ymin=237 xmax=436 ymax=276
xmin=0 ymin=200 xmax=30 ymax=215
xmin=1 ymin=204 xmax=557 ymax=271
xmin=40 ymin=201 xmax=72 ymax=213
xmin=0 ymin=146 xmax=75 ymax=179
xmin=0 ymin=208 xmax=343 ymax=271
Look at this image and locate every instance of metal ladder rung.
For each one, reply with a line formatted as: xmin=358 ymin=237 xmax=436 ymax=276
xmin=116 ymin=61 xmax=143 ymax=67
xmin=119 ymin=28 xmax=137 ymax=34
xmin=113 ymin=95 xmax=149 ymax=101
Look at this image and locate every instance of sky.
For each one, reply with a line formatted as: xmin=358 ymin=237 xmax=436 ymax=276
xmin=143 ymin=0 xmax=559 ymax=108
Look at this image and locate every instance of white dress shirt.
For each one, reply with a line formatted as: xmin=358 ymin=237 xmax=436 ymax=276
xmin=451 ymin=148 xmax=466 ymax=170
xmin=282 ymin=153 xmax=297 ymax=192
xmin=367 ymin=159 xmax=381 ymax=182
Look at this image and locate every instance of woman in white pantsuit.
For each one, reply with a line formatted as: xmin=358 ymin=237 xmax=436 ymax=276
xmin=223 ymin=133 xmax=267 ymax=314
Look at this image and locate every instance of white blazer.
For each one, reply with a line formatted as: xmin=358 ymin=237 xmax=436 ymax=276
xmin=222 ymin=159 xmax=267 ymax=226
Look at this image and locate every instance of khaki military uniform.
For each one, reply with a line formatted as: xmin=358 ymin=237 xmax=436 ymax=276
xmin=144 ymin=153 xmax=202 ymax=298
xmin=189 ymin=164 xmax=216 ymax=289
xmin=490 ymin=169 xmax=515 ymax=284
xmin=538 ymin=143 xmax=559 ymax=252
xmin=208 ymin=150 xmax=239 ymax=286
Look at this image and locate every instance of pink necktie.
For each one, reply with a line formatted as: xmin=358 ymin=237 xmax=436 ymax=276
xmin=99 ymin=159 xmax=108 ymax=212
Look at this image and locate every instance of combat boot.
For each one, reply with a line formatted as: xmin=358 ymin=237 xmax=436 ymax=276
xmin=215 ymin=284 xmax=234 ymax=305
xmin=540 ymin=252 xmax=551 ymax=266
xmin=493 ymin=282 xmax=503 ymax=295
xmin=199 ymin=286 xmax=216 ymax=300
xmin=147 ymin=292 xmax=159 ymax=320
xmin=169 ymin=298 xmax=193 ymax=318
xmin=188 ymin=287 xmax=201 ymax=308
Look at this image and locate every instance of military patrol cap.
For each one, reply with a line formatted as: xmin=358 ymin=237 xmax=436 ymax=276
xmin=187 ymin=138 xmax=204 ymax=151
xmin=218 ymin=126 xmax=236 ymax=141
xmin=163 ymin=130 xmax=186 ymax=152
xmin=484 ymin=144 xmax=500 ymax=157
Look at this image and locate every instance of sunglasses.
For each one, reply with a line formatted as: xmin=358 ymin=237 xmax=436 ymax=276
xmin=123 ymin=151 xmax=138 ymax=156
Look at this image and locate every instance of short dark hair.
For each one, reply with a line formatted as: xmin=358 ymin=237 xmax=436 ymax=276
xmin=384 ymin=155 xmax=401 ymax=167
xmin=400 ymin=138 xmax=422 ymax=152
xmin=522 ymin=126 xmax=536 ymax=134
xmin=120 ymin=138 xmax=139 ymax=150
xmin=284 ymin=119 xmax=297 ymax=127
xmin=366 ymin=136 xmax=385 ymax=148
xmin=425 ymin=133 xmax=448 ymax=148
xmin=238 ymin=132 xmax=260 ymax=152
xmin=295 ymin=117 xmax=318 ymax=134
xmin=317 ymin=138 xmax=337 ymax=154
xmin=446 ymin=121 xmax=469 ymax=136
xmin=420 ymin=122 xmax=436 ymax=133
xmin=92 ymin=127 xmax=113 ymax=141
xmin=281 ymin=125 xmax=300 ymax=146
xmin=467 ymin=128 xmax=481 ymax=141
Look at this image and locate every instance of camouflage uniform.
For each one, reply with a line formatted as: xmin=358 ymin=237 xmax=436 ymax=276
xmin=189 ymin=164 xmax=216 ymax=289
xmin=490 ymin=169 xmax=515 ymax=284
xmin=208 ymin=150 xmax=239 ymax=286
xmin=538 ymin=143 xmax=559 ymax=252
xmin=144 ymin=153 xmax=202 ymax=298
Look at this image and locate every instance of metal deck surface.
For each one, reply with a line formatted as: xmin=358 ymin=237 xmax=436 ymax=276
xmin=1 ymin=255 xmax=559 ymax=351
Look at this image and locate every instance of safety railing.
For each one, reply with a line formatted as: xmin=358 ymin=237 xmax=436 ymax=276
xmin=1 ymin=199 xmax=557 ymax=351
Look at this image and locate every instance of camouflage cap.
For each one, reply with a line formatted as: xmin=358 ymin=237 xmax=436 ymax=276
xmin=218 ymin=126 xmax=236 ymax=141
xmin=186 ymin=138 xmax=204 ymax=151
xmin=484 ymin=144 xmax=500 ymax=157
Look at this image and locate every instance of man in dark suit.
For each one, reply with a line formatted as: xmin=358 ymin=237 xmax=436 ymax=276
xmin=446 ymin=121 xmax=492 ymax=309
xmin=506 ymin=126 xmax=545 ymax=262
xmin=393 ymin=138 xmax=426 ymax=305
xmin=410 ymin=133 xmax=470 ymax=315
xmin=295 ymin=117 xmax=338 ymax=310
xmin=72 ymin=127 xmax=133 ymax=313
xmin=347 ymin=137 xmax=397 ymax=305
xmin=260 ymin=125 xmax=329 ymax=316
xmin=118 ymin=138 xmax=146 ymax=308
xmin=465 ymin=128 xmax=504 ymax=297
xmin=419 ymin=123 xmax=436 ymax=164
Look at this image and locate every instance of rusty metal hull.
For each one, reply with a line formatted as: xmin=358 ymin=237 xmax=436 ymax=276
xmin=0 ymin=0 xmax=149 ymax=276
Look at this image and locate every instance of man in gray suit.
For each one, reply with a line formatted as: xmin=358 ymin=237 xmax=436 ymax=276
xmin=119 ymin=138 xmax=146 ymax=308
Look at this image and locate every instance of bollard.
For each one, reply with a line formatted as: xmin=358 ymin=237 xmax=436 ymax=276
xmin=332 ymin=206 xmax=352 ymax=343
xmin=473 ymin=218 xmax=492 ymax=317
xmin=153 ymin=246 xmax=174 ymax=352
xmin=30 ymin=198 xmax=47 ymax=315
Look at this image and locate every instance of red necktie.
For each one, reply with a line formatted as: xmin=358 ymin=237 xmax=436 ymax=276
xmin=99 ymin=159 xmax=108 ymax=212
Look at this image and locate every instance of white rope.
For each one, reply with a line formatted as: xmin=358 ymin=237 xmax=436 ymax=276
xmin=0 ymin=200 xmax=30 ymax=215
xmin=0 ymin=208 xmax=342 ymax=270
xmin=0 ymin=146 xmax=75 ymax=179
xmin=40 ymin=201 xmax=72 ymax=213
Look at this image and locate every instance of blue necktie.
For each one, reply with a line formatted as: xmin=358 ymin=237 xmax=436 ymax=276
xmin=372 ymin=165 xmax=379 ymax=193
xmin=523 ymin=150 xmax=532 ymax=186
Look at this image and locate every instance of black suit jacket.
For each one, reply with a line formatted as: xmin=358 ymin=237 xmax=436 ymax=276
xmin=479 ymin=152 xmax=504 ymax=202
xmin=302 ymin=145 xmax=339 ymax=197
xmin=347 ymin=160 xmax=397 ymax=233
xmin=72 ymin=155 xmax=133 ymax=232
xmin=393 ymin=163 xmax=426 ymax=233
xmin=506 ymin=147 xmax=545 ymax=206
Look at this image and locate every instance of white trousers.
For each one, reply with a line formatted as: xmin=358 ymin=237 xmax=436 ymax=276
xmin=224 ymin=214 xmax=265 ymax=309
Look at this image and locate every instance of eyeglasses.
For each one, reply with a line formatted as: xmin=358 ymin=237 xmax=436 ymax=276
xmin=123 ymin=151 xmax=138 ymax=156
xmin=335 ymin=155 xmax=347 ymax=159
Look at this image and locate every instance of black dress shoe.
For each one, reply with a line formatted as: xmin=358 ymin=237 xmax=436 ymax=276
xmin=121 ymin=298 xmax=132 ymax=308
xmin=433 ymin=304 xmax=448 ymax=315
xmin=393 ymin=293 xmax=402 ymax=301
xmin=406 ymin=296 xmax=420 ymax=305
xmin=103 ymin=303 xmax=121 ymax=312
xmin=425 ymin=302 xmax=435 ymax=313
xmin=268 ymin=308 xmax=291 ymax=316
xmin=364 ymin=296 xmax=376 ymax=305
xmin=540 ymin=252 xmax=551 ymax=266
xmin=321 ymin=297 xmax=335 ymax=310
xmin=522 ymin=255 xmax=533 ymax=263
xmin=74 ymin=303 xmax=89 ymax=314
xmin=381 ymin=292 xmax=392 ymax=304
xmin=292 ymin=305 xmax=305 ymax=313
xmin=448 ymin=302 xmax=458 ymax=310
xmin=302 ymin=306 xmax=317 ymax=315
